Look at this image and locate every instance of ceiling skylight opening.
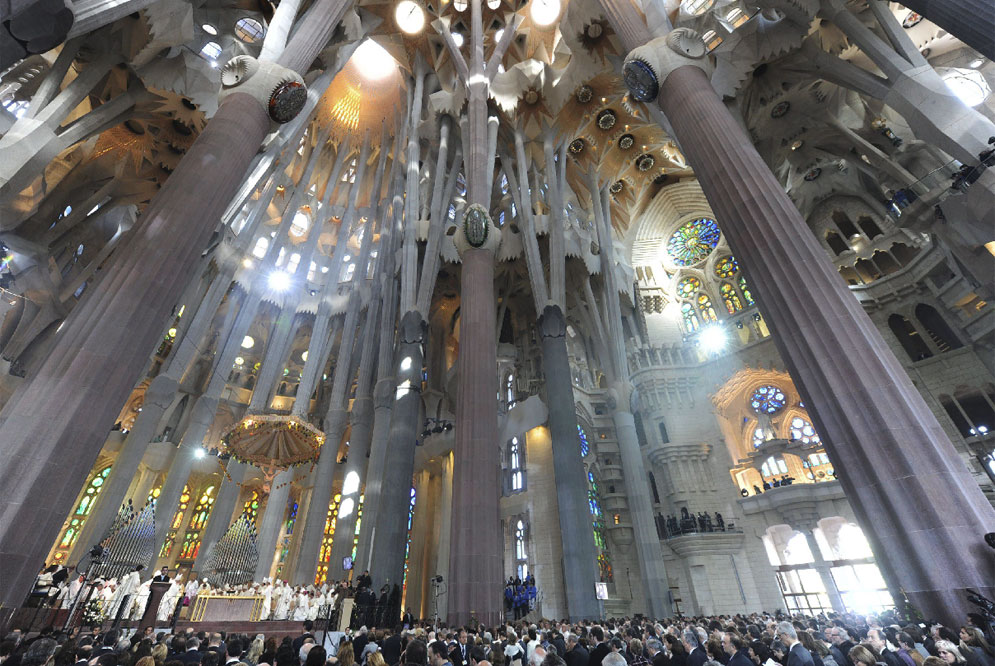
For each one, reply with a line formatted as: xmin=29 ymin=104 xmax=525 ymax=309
xmin=682 ymin=0 xmax=714 ymax=16
xmin=452 ymin=31 xmax=465 ymax=47
xmin=942 ymin=68 xmax=991 ymax=107
xmin=291 ymin=210 xmax=310 ymax=237
xmin=395 ymin=1 xmax=426 ymax=34
xmin=487 ymin=0 xmax=500 ymax=8
xmin=202 ymin=23 xmax=218 ymax=35
xmin=530 ymin=0 xmax=561 ymax=26
xmin=235 ymin=17 xmax=265 ymax=43
xmin=200 ymin=41 xmax=222 ymax=62
xmin=354 ymin=39 xmax=397 ymax=80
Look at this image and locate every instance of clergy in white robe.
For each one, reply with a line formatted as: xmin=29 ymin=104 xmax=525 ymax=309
xmin=292 ymin=590 xmax=310 ymax=621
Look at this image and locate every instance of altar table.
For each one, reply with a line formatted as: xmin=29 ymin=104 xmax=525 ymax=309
xmin=189 ymin=594 xmax=264 ymax=622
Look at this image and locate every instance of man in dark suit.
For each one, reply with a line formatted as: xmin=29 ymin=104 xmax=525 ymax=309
xmin=683 ymin=629 xmax=707 ymax=666
xmin=777 ymin=623 xmax=814 ymax=666
xmin=293 ymin=622 xmax=316 ymax=656
xmin=646 ymin=639 xmax=670 ymax=666
xmin=152 ymin=568 xmax=171 ymax=583
xmin=722 ymin=634 xmax=752 ymax=666
xmin=552 ymin=634 xmax=568 ymax=659
xmin=827 ymin=628 xmax=854 ymax=666
xmin=867 ymin=629 xmax=903 ymax=666
xmin=589 ymin=628 xmax=610 ymax=666
xmin=383 ymin=628 xmax=404 ymax=666
xmin=565 ymin=634 xmax=590 ymax=666
xmin=449 ymin=631 xmax=469 ymax=666
xmin=177 ymin=637 xmax=203 ymax=666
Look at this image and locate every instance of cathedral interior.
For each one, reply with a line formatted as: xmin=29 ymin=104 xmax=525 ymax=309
xmin=0 ymin=0 xmax=994 ymax=630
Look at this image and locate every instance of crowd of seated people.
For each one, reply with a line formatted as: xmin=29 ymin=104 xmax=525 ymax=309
xmin=3 ymin=603 xmax=993 ymax=666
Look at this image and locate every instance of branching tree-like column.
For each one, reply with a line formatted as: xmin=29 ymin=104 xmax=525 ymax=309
xmin=0 ymin=0 xmax=354 ymax=616
xmin=599 ymin=2 xmax=995 ymax=623
xmin=439 ymin=0 xmax=518 ymax=627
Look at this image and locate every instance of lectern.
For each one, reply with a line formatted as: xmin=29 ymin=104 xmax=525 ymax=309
xmin=140 ymin=582 xmax=170 ymax=632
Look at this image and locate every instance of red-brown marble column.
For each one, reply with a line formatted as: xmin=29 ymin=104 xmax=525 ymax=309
xmin=0 ymin=0 xmax=353 ymax=621
xmin=447 ymin=246 xmax=503 ymax=627
xmin=0 ymin=93 xmax=269 ymax=618
xmin=896 ymin=0 xmax=993 ymax=60
xmin=597 ymin=3 xmax=995 ymax=625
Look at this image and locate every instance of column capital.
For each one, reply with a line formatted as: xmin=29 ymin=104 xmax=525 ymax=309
xmin=623 ymin=29 xmax=712 ymax=102
xmin=537 ymin=304 xmax=566 ymax=340
xmin=454 ymin=204 xmax=501 ymax=257
xmin=218 ymin=56 xmax=307 ymax=126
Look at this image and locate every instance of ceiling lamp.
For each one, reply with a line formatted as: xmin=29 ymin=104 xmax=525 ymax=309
xmin=942 ymin=68 xmax=991 ymax=107
xmin=241 ymin=336 xmax=255 ymax=349
xmin=530 ymin=0 xmax=561 ymax=26
xmin=354 ymin=39 xmax=397 ymax=80
xmin=395 ymin=0 xmax=426 ymax=34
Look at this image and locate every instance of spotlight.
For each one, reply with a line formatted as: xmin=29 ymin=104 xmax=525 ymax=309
xmin=268 ymin=270 xmax=291 ymax=291
xmin=699 ymin=324 xmax=728 ymax=354
xmin=735 ymin=321 xmax=744 ymax=329
xmin=433 ymin=575 xmax=444 ymax=583
xmin=753 ymin=313 xmax=762 ymax=322
xmin=433 ymin=425 xmax=443 ymax=434
xmin=194 ymin=448 xmax=206 ymax=459
xmin=443 ymin=423 xmax=453 ymax=431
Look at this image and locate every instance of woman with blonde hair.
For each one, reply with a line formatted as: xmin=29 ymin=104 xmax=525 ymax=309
xmin=151 ymin=643 xmax=168 ymax=666
xmin=935 ymin=642 xmax=966 ymax=665
xmin=368 ymin=652 xmax=388 ymax=666
xmin=339 ymin=642 xmax=356 ymax=666
xmin=848 ymin=645 xmax=884 ymax=666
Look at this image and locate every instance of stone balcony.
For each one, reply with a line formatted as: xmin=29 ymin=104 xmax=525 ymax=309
xmin=737 ymin=479 xmax=847 ymax=524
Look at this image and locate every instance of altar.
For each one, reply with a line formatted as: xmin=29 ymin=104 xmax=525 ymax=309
xmin=189 ymin=594 xmax=265 ymax=622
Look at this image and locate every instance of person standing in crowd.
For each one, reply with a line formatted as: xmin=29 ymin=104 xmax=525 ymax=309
xmin=776 ymin=623 xmax=812 ymax=666
xmin=684 ymin=628 xmax=708 ymax=666
xmin=565 ymin=634 xmax=589 ymax=666
xmin=725 ymin=634 xmax=752 ymax=666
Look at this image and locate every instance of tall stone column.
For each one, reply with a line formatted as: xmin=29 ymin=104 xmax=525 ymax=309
xmin=435 ymin=453 xmax=454 ymax=621
xmin=254 ymin=468 xmax=293 ymax=579
xmin=599 ymin=3 xmax=995 ymax=621
xmin=67 ymin=276 xmax=238 ymax=564
xmin=612 ymin=407 xmax=671 ymax=618
xmin=368 ymin=310 xmax=426 ymax=588
xmin=0 ymin=0 xmax=356 ymax=613
xmin=447 ymin=249 xmax=502 ymax=626
xmin=193 ymin=460 xmax=249 ymax=572
xmin=353 ymin=376 xmax=395 ymax=572
xmin=798 ymin=528 xmax=845 ymax=613
xmin=537 ymin=305 xmax=601 ymax=621
xmin=294 ymin=293 xmax=363 ymax=585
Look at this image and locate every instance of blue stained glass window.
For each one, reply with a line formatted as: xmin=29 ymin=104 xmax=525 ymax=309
xmin=750 ymin=385 xmax=787 ymax=414
xmin=667 ymin=218 xmax=721 ymax=266
xmin=579 ymin=425 xmax=590 ymax=457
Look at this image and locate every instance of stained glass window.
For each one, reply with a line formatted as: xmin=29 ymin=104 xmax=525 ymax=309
xmin=276 ymin=499 xmax=299 ymax=578
xmin=677 ymin=276 xmax=701 ymax=298
xmin=667 ymin=218 xmax=720 ymax=266
xmin=402 ymin=487 xmax=416 ymax=595
xmin=509 ymin=436 xmax=524 ymax=491
xmin=515 ymin=519 xmax=528 ymax=579
xmin=697 ymin=294 xmax=718 ymax=322
xmin=715 ymin=256 xmax=738 ymax=278
xmin=682 ymin=303 xmax=699 ymax=331
xmin=243 ymin=490 xmax=260 ymax=526
xmin=178 ymin=485 xmax=215 ymax=560
xmin=750 ymin=385 xmax=787 ymax=414
xmin=790 ymin=417 xmax=821 ymax=445
xmin=316 ymin=494 xmax=340 ymax=585
xmin=147 ymin=487 xmax=161 ymax=503
xmin=578 ymin=425 xmax=590 ymax=457
xmin=739 ymin=275 xmax=755 ymax=306
xmin=58 ymin=465 xmax=112 ymax=550
xmin=720 ymin=283 xmax=743 ymax=314
xmin=160 ymin=485 xmax=191 ymax=557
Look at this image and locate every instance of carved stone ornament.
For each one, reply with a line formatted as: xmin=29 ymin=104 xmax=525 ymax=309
xmin=622 ymin=58 xmax=659 ymax=103
xmin=618 ymin=133 xmax=635 ymax=150
xmin=463 ymin=204 xmax=490 ymax=248
xmin=597 ymin=109 xmax=617 ymax=130
xmin=623 ymin=29 xmax=711 ymax=102
xmin=269 ymin=81 xmax=308 ymax=123
xmin=569 ymin=138 xmax=586 ymax=154
xmin=636 ymin=153 xmax=655 ymax=172
xmin=609 ymin=180 xmax=624 ymax=194
xmin=218 ymin=55 xmax=308 ymax=127
xmin=576 ymin=85 xmax=594 ymax=104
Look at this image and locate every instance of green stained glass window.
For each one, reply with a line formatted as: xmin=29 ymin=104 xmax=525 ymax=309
xmin=677 ymin=276 xmax=701 ymax=298
xmin=682 ymin=302 xmax=699 ymax=331
xmin=667 ymin=218 xmax=720 ymax=266
xmin=720 ymin=283 xmax=743 ymax=314
xmin=739 ymin=275 xmax=755 ymax=306
xmin=715 ymin=255 xmax=738 ymax=278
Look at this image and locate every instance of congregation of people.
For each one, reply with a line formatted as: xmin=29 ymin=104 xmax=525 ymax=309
xmin=4 ymin=600 xmax=994 ymax=666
